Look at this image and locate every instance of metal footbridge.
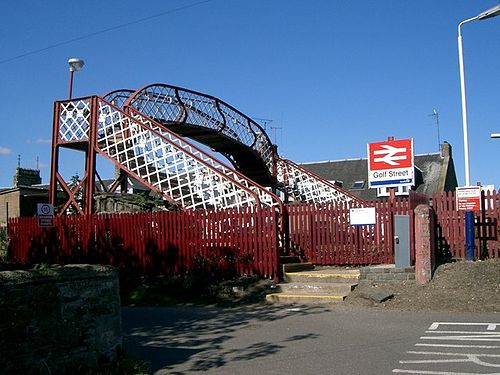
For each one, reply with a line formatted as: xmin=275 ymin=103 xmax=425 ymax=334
xmin=50 ymin=84 xmax=362 ymax=215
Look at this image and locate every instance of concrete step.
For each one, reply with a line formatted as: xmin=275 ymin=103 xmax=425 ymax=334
xmin=278 ymin=281 xmax=357 ymax=295
xmin=282 ymin=262 xmax=314 ymax=273
xmin=267 ymin=266 xmax=361 ymax=305
xmin=280 ymin=255 xmax=302 ymax=264
xmin=284 ymin=269 xmax=360 ymax=284
xmin=266 ymin=292 xmax=347 ymax=304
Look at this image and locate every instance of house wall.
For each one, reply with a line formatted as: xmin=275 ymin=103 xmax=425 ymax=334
xmin=0 ymin=190 xmax=20 ymax=227
xmin=0 ymin=189 xmax=48 ymax=227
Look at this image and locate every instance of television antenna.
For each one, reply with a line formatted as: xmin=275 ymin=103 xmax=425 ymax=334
xmin=270 ymin=126 xmax=282 ymax=145
xmin=251 ymin=117 xmax=273 ymax=131
xmin=429 ymin=109 xmax=441 ymax=151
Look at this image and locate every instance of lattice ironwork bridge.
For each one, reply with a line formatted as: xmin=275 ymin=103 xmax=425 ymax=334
xmin=49 ymin=84 xmax=363 ymax=217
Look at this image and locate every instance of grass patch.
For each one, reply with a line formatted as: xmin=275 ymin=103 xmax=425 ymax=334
xmin=68 ymin=353 xmax=151 ymax=375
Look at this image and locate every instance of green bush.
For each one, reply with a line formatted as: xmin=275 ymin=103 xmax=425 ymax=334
xmin=0 ymin=227 xmax=8 ymax=260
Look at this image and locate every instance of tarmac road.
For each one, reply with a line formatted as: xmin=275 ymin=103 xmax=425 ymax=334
xmin=122 ymin=304 xmax=500 ymax=374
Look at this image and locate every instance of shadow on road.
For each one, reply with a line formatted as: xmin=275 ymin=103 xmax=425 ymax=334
xmin=122 ymin=303 xmax=328 ymax=373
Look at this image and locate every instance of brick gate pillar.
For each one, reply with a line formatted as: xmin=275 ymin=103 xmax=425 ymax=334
xmin=414 ymin=204 xmax=435 ymax=285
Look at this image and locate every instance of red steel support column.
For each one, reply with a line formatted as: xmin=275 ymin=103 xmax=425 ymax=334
xmin=84 ymin=96 xmax=99 ymax=214
xmin=49 ymin=101 xmax=61 ymax=208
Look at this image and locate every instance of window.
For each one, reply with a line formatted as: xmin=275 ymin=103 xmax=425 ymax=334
xmin=377 ymin=187 xmax=390 ymax=197
xmin=396 ymin=185 xmax=410 ymax=196
xmin=330 ymin=180 xmax=343 ymax=188
xmin=376 ymin=185 xmax=411 ymax=198
xmin=351 ymin=180 xmax=365 ymax=190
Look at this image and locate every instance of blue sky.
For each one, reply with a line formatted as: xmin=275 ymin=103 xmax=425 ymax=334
xmin=1 ymin=0 xmax=499 ymax=188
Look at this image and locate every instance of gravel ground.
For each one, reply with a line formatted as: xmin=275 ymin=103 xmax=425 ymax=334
xmin=344 ymin=258 xmax=500 ymax=313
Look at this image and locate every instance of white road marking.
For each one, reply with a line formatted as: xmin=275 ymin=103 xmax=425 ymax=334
xmin=420 ymin=335 xmax=500 ymax=342
xmin=429 ymin=323 xmax=499 ymax=331
xmin=394 ymin=322 xmax=500 ymax=374
xmin=426 ymin=331 xmax=500 ymax=335
xmin=416 ymin=343 xmax=500 ymax=349
xmin=400 ymin=351 xmax=500 ymax=367
xmin=393 ymin=370 xmax=500 ymax=374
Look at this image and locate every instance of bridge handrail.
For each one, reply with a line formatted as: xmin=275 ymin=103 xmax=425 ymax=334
xmin=123 ymin=83 xmax=276 ymax=175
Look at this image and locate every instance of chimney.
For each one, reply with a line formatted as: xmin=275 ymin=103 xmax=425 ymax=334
xmin=440 ymin=141 xmax=451 ymax=158
xmin=13 ymin=168 xmax=42 ymax=187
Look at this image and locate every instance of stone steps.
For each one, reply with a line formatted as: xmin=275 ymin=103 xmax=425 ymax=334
xmin=266 ymin=265 xmax=360 ymax=304
xmin=284 ymin=271 xmax=360 ymax=284
xmin=266 ymin=293 xmax=346 ymax=304
xmin=277 ymin=282 xmax=357 ymax=298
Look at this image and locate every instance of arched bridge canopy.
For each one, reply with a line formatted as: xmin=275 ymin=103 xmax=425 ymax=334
xmin=103 ymin=89 xmax=135 ymax=109
xmin=122 ymin=84 xmax=276 ymax=185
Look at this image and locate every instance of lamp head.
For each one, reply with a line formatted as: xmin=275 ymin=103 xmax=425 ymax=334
xmin=478 ymin=4 xmax=500 ymax=20
xmin=68 ymin=58 xmax=85 ymax=72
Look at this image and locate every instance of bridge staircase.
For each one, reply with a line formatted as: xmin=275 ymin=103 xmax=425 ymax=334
xmin=50 ymin=96 xmax=282 ymax=214
xmin=113 ymin=84 xmax=362 ymax=207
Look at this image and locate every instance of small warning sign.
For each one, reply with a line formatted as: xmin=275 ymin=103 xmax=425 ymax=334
xmin=456 ymin=186 xmax=481 ymax=211
xmin=37 ymin=204 xmax=54 ymax=227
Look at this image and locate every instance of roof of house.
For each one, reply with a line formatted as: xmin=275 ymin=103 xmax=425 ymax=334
xmin=0 ymin=185 xmax=50 ymax=196
xmin=301 ymin=142 xmax=457 ymax=200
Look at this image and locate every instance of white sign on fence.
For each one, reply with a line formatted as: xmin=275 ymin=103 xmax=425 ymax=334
xmin=350 ymin=207 xmax=376 ymax=226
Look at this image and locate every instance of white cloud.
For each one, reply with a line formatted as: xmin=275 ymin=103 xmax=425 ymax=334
xmin=0 ymin=147 xmax=11 ymax=155
xmin=27 ymin=138 xmax=51 ymax=144
xmin=35 ymin=138 xmax=51 ymax=144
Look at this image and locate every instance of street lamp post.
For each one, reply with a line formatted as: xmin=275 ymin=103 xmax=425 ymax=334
xmin=68 ymin=58 xmax=85 ymax=99
xmin=457 ymin=4 xmax=500 ymax=261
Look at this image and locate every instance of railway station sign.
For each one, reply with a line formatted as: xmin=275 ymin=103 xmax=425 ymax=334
xmin=367 ymin=138 xmax=414 ymax=188
xmin=456 ymin=186 xmax=481 ymax=211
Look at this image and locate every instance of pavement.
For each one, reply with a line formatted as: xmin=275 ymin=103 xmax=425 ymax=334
xmin=122 ymin=304 xmax=500 ymax=374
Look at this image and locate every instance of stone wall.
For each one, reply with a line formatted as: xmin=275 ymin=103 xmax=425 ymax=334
xmin=359 ymin=264 xmax=415 ymax=284
xmin=94 ymin=193 xmax=146 ymax=213
xmin=0 ymin=265 xmax=122 ymax=374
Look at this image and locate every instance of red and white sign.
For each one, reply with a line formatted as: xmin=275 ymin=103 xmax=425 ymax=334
xmin=367 ymin=138 xmax=414 ymax=188
xmin=456 ymin=186 xmax=481 ymax=211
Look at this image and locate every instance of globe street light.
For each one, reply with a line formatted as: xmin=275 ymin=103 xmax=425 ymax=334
xmin=458 ymin=5 xmax=500 ymax=187
xmin=68 ymin=58 xmax=85 ymax=99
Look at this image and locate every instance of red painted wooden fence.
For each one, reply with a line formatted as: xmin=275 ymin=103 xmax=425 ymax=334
xmin=17 ymin=190 xmax=493 ymax=275
xmin=432 ymin=191 xmax=500 ymax=259
xmin=287 ymin=191 xmax=428 ymax=265
xmin=8 ymin=206 xmax=279 ymax=279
